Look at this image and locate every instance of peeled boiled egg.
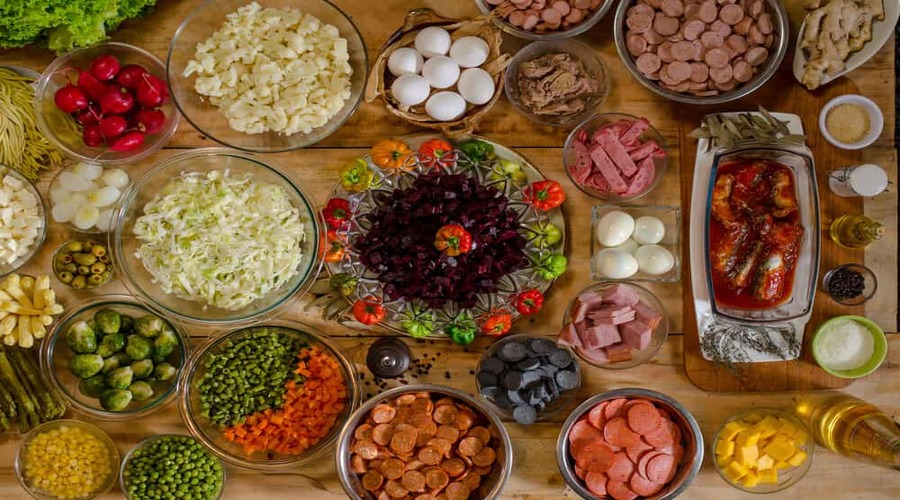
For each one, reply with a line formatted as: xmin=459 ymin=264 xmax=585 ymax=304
xmin=425 ymin=91 xmax=466 ymax=122
xmin=634 ymin=245 xmax=675 ymax=275
xmin=422 ymin=56 xmax=460 ymax=89
xmin=632 ymin=216 xmax=666 ymax=245
xmin=613 ymin=238 xmax=640 ymax=255
xmin=391 ymin=74 xmax=431 ymax=106
xmin=457 ymin=68 xmax=494 ymax=105
xmin=450 ymin=36 xmax=489 ymax=68
xmin=388 ymin=47 xmax=424 ymax=77
xmin=415 ymin=26 xmax=451 ymax=58
xmin=595 ymin=248 xmax=639 ymax=279
xmin=596 ymin=211 xmax=635 ymax=247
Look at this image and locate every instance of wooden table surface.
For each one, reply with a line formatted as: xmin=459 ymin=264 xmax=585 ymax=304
xmin=1 ymin=0 xmax=898 ymax=499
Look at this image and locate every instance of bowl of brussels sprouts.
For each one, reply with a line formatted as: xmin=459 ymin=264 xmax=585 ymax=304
xmin=41 ymin=295 xmax=188 ymax=420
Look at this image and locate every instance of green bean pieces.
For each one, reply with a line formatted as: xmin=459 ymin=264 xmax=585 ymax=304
xmin=124 ymin=435 xmax=224 ymax=500
xmin=197 ymin=328 xmax=306 ymax=427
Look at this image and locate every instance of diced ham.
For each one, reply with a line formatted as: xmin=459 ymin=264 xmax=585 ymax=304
xmin=570 ymin=140 xmax=593 ymax=184
xmin=572 ymin=291 xmax=603 ymax=322
xmin=596 ymin=130 xmax=638 ymax=177
xmin=579 ymin=346 xmax=610 ymax=364
xmin=601 ymin=284 xmax=640 ymax=307
xmin=559 ymin=323 xmax=582 ymax=348
xmin=587 ymin=172 xmax=610 ymax=192
xmin=623 ymin=156 xmax=656 ymax=197
xmin=581 ymin=323 xmax=622 ymax=350
xmin=628 ymin=139 xmax=663 ymax=162
xmin=588 ymin=305 xmax=632 ymax=318
xmin=633 ymin=300 xmax=663 ymax=330
xmin=620 ymin=320 xmax=653 ymax=351
xmin=593 ymin=120 xmax=631 ymax=143
xmin=605 ymin=342 xmax=634 ymax=363
xmin=619 ymin=117 xmax=651 ymax=145
xmin=589 ymin=310 xmax=636 ymax=325
xmin=589 ymin=145 xmax=629 ymax=194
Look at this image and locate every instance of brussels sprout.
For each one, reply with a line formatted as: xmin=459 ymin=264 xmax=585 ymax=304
xmin=69 ymin=353 xmax=104 ymax=379
xmin=114 ymin=351 xmax=131 ymax=365
xmin=134 ymin=315 xmax=164 ymax=338
xmin=100 ymin=355 xmax=120 ymax=375
xmin=96 ymin=332 xmax=126 ymax=358
xmin=100 ymin=389 xmax=133 ymax=411
xmin=154 ymin=362 xmax=177 ymax=381
xmin=66 ymin=321 xmax=97 ymax=354
xmin=93 ymin=308 xmax=122 ymax=335
xmin=120 ymin=315 xmax=135 ymax=333
xmin=106 ymin=366 xmax=134 ymax=390
xmin=153 ymin=329 xmax=179 ymax=358
xmin=125 ymin=335 xmax=154 ymax=361
xmin=131 ymin=359 xmax=154 ymax=379
xmin=128 ymin=381 xmax=154 ymax=402
xmin=78 ymin=375 xmax=107 ymax=398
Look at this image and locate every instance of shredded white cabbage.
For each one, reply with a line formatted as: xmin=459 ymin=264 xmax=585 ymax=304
xmin=133 ymin=170 xmax=306 ymax=310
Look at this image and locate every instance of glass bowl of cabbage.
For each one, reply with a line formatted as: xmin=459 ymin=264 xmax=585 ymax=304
xmin=111 ymin=148 xmax=323 ymax=324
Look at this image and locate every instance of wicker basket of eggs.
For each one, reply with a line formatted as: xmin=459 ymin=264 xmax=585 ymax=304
xmin=364 ymin=8 xmax=510 ymax=136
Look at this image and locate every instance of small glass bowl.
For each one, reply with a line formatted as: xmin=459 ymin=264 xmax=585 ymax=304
xmin=475 ymin=334 xmax=581 ymax=424
xmin=15 ymin=419 xmax=121 ymax=500
xmin=591 ymin=204 xmax=681 ymax=282
xmin=51 ymin=239 xmax=115 ymax=290
xmin=822 ymin=263 xmax=877 ymax=306
xmin=475 ymin=0 xmax=613 ymax=41
xmin=713 ymin=408 xmax=814 ymax=493
xmin=48 ymin=162 xmax=131 ymax=234
xmin=504 ymin=40 xmax=609 ymax=128
xmin=561 ymin=282 xmax=669 ymax=370
xmin=120 ymin=434 xmax=225 ymax=500
xmin=0 ymin=165 xmax=47 ymax=276
xmin=563 ymin=113 xmax=669 ymax=201
xmin=33 ymin=42 xmax=180 ymax=164
xmin=812 ymin=315 xmax=888 ymax=379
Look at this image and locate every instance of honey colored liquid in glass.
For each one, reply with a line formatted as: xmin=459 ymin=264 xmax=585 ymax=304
xmin=829 ymin=215 xmax=885 ymax=249
xmin=810 ymin=394 xmax=900 ymax=470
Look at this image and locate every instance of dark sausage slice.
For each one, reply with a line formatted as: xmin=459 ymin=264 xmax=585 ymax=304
xmin=636 ymin=53 xmax=662 ymax=75
xmin=653 ymin=13 xmax=680 ymax=36
xmin=355 ymin=424 xmax=375 ymax=442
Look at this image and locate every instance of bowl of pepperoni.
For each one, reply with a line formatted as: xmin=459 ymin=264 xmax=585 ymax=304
xmin=556 ymin=388 xmax=704 ymax=499
xmin=336 ymin=385 xmax=513 ymax=500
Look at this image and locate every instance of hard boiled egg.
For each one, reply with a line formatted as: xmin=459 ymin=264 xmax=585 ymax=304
xmin=425 ymin=91 xmax=466 ymax=122
xmin=391 ymin=74 xmax=431 ymax=107
xmin=388 ymin=47 xmax=424 ymax=77
xmin=596 ymin=211 xmax=635 ymax=247
xmin=634 ymin=245 xmax=675 ymax=275
xmin=450 ymin=36 xmax=489 ymax=68
xmin=422 ymin=56 xmax=460 ymax=89
xmin=595 ymin=248 xmax=639 ymax=279
xmin=457 ymin=68 xmax=494 ymax=105
xmin=613 ymin=238 xmax=640 ymax=255
xmin=415 ymin=26 xmax=451 ymax=58
xmin=632 ymin=216 xmax=666 ymax=245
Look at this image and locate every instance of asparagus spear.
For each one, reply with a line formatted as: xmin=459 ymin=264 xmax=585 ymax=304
xmin=0 ymin=377 xmax=17 ymax=420
xmin=7 ymin=346 xmax=64 ymax=421
xmin=22 ymin=347 xmax=65 ymax=420
xmin=0 ymin=348 xmax=39 ymax=430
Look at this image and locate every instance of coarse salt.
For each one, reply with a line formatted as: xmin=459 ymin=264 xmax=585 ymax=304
xmin=816 ymin=318 xmax=875 ymax=371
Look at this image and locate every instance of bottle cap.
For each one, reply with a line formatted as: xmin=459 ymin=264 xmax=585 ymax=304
xmin=366 ymin=338 xmax=410 ymax=379
xmin=849 ymin=164 xmax=889 ymax=197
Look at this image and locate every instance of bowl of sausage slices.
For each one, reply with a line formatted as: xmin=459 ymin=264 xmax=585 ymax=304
xmin=613 ymin=0 xmax=788 ymax=105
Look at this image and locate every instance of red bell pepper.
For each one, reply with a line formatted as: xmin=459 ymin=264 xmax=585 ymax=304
xmin=434 ymin=224 xmax=473 ymax=257
xmin=418 ymin=139 xmax=455 ymax=168
xmin=322 ymin=198 xmax=352 ymax=229
xmin=515 ymin=289 xmax=544 ymax=315
xmin=353 ymin=296 xmax=385 ymax=325
xmin=480 ymin=311 xmax=512 ymax=337
xmin=525 ymin=180 xmax=566 ymax=211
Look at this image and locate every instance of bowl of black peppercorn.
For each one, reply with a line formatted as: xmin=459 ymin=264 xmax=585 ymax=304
xmin=822 ymin=264 xmax=877 ymax=306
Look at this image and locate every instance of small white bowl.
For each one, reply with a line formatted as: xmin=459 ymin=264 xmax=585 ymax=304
xmin=818 ymin=94 xmax=884 ymax=150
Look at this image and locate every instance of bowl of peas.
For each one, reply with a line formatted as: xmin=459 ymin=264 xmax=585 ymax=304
xmin=120 ymin=434 xmax=225 ymax=500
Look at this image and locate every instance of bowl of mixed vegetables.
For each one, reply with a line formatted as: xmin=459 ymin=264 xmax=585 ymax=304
xmin=41 ymin=295 xmax=187 ymax=421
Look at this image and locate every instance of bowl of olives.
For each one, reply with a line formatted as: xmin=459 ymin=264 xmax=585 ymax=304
xmin=40 ymin=295 xmax=187 ymax=421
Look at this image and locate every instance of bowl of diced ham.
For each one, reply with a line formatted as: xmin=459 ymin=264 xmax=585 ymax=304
xmin=564 ymin=113 xmax=668 ymax=201
xmin=559 ymin=283 xmax=668 ymax=369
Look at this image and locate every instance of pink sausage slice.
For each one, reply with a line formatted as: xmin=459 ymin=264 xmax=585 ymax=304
xmin=684 ymin=3 xmax=700 ymax=19
xmin=749 ymin=0 xmax=764 ymax=19
xmin=509 ymin=10 xmax=526 ymax=27
xmin=642 ymin=27 xmax=667 ymax=45
xmin=733 ymin=60 xmax=754 ymax=82
xmin=574 ymin=0 xmax=592 ymax=8
xmin=636 ymin=53 xmax=662 ymax=75
xmin=627 ymin=12 xmax=654 ymax=33
xmin=700 ymin=30 xmax=724 ymax=48
xmin=710 ymin=19 xmax=732 ymax=37
xmin=653 ymin=13 xmax=681 ymax=36
xmin=523 ymin=12 xmax=540 ymax=30
xmin=704 ymin=47 xmax=730 ymax=69
xmin=719 ymin=4 xmax=745 ymax=25
xmin=552 ymin=1 xmax=571 ymax=16
xmin=734 ymin=16 xmax=752 ymax=35
xmin=627 ymin=34 xmax=649 ymax=57
xmin=689 ymin=62 xmax=710 ymax=82
xmin=666 ymin=61 xmax=692 ymax=83
xmin=658 ymin=41 xmax=676 ymax=63
xmin=757 ymin=13 xmax=774 ymax=35
xmin=661 ymin=0 xmax=685 ymax=17
xmin=671 ymin=41 xmax=697 ymax=61
xmin=748 ymin=24 xmax=766 ymax=44
xmin=726 ymin=34 xmax=748 ymax=53
xmin=698 ymin=0 xmax=718 ymax=23
xmin=627 ymin=4 xmax=655 ymax=17
xmin=746 ymin=46 xmax=768 ymax=66
xmin=709 ymin=64 xmax=734 ymax=83
xmin=542 ymin=8 xmax=562 ymax=24
xmin=683 ymin=19 xmax=706 ymax=41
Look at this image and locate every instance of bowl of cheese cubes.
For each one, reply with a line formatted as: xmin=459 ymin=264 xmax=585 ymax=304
xmin=0 ymin=166 xmax=47 ymax=275
xmin=713 ymin=408 xmax=813 ymax=493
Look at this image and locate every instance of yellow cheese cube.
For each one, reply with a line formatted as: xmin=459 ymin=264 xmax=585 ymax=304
xmin=755 ymin=416 xmax=781 ymax=439
xmin=741 ymin=472 xmax=760 ymax=488
xmin=715 ymin=438 xmax=735 ymax=457
xmin=775 ymin=461 xmax=790 ymax=470
xmin=720 ymin=421 xmax=746 ymax=441
xmin=723 ymin=461 xmax=749 ymax=482
xmin=737 ymin=445 xmax=759 ymax=467
xmin=777 ymin=417 xmax=799 ymax=436
xmin=763 ymin=440 xmax=796 ymax=462
xmin=736 ymin=429 xmax=761 ymax=447
xmin=787 ymin=449 xmax=808 ymax=467
xmin=793 ymin=428 xmax=809 ymax=446
xmin=717 ymin=456 xmax=732 ymax=468
xmin=758 ymin=468 xmax=779 ymax=484
xmin=757 ymin=454 xmax=775 ymax=470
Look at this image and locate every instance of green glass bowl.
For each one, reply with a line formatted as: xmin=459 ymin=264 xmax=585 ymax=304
xmin=812 ymin=315 xmax=887 ymax=379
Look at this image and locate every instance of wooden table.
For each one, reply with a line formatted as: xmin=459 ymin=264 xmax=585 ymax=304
xmin=1 ymin=1 xmax=898 ymax=498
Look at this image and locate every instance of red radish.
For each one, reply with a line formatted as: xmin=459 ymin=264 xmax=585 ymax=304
xmin=99 ymin=86 xmax=135 ymax=114
xmin=116 ymin=64 xmax=149 ymax=89
xmin=90 ymin=54 xmax=120 ymax=81
xmin=134 ymin=108 xmax=166 ymax=134
xmin=74 ymin=104 xmax=101 ymax=126
xmin=77 ymin=69 xmax=109 ymax=101
xmin=54 ymin=84 xmax=88 ymax=113
xmin=136 ymin=74 xmax=168 ymax=107
xmin=110 ymin=131 xmax=145 ymax=151
xmin=98 ymin=115 xmax=128 ymax=139
xmin=82 ymin=125 xmax=104 ymax=147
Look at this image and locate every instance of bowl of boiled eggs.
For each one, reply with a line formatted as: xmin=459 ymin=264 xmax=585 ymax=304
xmin=364 ymin=9 xmax=508 ymax=133
xmin=591 ymin=205 xmax=681 ymax=282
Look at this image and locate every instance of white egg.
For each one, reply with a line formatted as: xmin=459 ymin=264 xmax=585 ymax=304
xmin=635 ymin=245 xmax=675 ymax=275
xmin=425 ymin=91 xmax=467 ymax=122
xmin=449 ymin=36 xmax=489 ymax=68
xmin=632 ymin=216 xmax=666 ymax=245
xmin=457 ymin=68 xmax=495 ymax=105
xmin=102 ymin=168 xmax=130 ymax=189
xmin=596 ymin=211 xmax=636 ymax=247
xmin=391 ymin=74 xmax=431 ymax=106
xmin=595 ymin=248 xmax=639 ymax=279
xmin=387 ymin=47 xmax=424 ymax=77
xmin=72 ymin=205 xmax=100 ymax=230
xmin=422 ymin=56 xmax=460 ymax=89
xmin=613 ymin=238 xmax=640 ymax=255
xmin=414 ymin=26 xmax=452 ymax=58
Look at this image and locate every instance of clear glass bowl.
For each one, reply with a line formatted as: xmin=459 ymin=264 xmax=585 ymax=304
xmin=504 ymin=40 xmax=609 ymax=128
xmin=15 ymin=419 xmax=121 ymax=500
xmin=563 ymin=113 xmax=669 ymax=201
xmin=47 ymin=162 xmax=131 ymax=234
xmin=111 ymin=148 xmax=323 ymax=324
xmin=119 ymin=434 xmax=225 ymax=500
xmin=41 ymin=295 xmax=188 ymax=421
xmin=166 ymin=0 xmax=368 ymax=152
xmin=822 ymin=263 xmax=877 ymax=306
xmin=51 ymin=239 xmax=115 ymax=291
xmin=561 ymin=282 xmax=669 ymax=369
xmin=475 ymin=0 xmax=614 ymax=40
xmin=713 ymin=408 xmax=814 ymax=493
xmin=591 ymin=204 xmax=681 ymax=282
xmin=179 ymin=322 xmax=360 ymax=470
xmin=33 ymin=42 xmax=180 ymax=164
xmin=0 ymin=165 xmax=47 ymax=275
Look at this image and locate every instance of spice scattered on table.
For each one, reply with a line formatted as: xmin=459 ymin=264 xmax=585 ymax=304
xmin=825 ymin=102 xmax=870 ymax=144
xmin=123 ymin=435 xmax=224 ymax=500
xmin=22 ymin=423 xmax=114 ymax=499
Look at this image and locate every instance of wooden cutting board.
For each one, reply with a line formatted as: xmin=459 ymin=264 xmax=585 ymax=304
xmin=679 ymin=69 xmax=868 ymax=392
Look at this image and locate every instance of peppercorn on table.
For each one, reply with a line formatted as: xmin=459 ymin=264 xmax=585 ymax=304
xmin=0 ymin=1 xmax=898 ymax=499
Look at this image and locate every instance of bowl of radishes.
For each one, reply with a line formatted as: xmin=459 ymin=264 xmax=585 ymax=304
xmin=34 ymin=42 xmax=180 ymax=165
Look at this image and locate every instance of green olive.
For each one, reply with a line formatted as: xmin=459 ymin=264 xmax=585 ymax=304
xmin=92 ymin=245 xmax=107 ymax=258
xmin=64 ymin=241 xmax=83 ymax=253
xmin=58 ymin=271 xmax=74 ymax=284
xmin=71 ymin=275 xmax=87 ymax=289
xmin=73 ymin=252 xmax=98 ymax=266
xmin=90 ymin=262 xmax=106 ymax=274
xmin=64 ymin=263 xmax=78 ymax=274
xmin=88 ymin=274 xmax=105 ymax=286
xmin=77 ymin=265 xmax=90 ymax=276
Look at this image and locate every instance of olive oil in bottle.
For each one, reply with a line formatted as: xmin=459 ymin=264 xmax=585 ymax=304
xmin=808 ymin=394 xmax=900 ymax=470
xmin=830 ymin=215 xmax=885 ymax=249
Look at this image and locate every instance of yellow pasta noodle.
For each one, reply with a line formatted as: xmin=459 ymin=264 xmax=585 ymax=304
xmin=0 ymin=68 xmax=64 ymax=180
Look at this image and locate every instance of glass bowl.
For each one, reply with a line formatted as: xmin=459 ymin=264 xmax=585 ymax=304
xmin=561 ymin=282 xmax=669 ymax=369
xmin=120 ymin=434 xmax=225 ymax=500
xmin=591 ymin=204 xmax=681 ymax=282
xmin=504 ymin=40 xmax=610 ymax=128
xmin=15 ymin=419 xmax=120 ymax=500
xmin=822 ymin=264 xmax=877 ymax=306
xmin=812 ymin=315 xmax=888 ymax=379
xmin=475 ymin=334 xmax=581 ymax=424
xmin=713 ymin=408 xmax=814 ymax=493
xmin=51 ymin=239 xmax=115 ymax=291
xmin=48 ymin=162 xmax=131 ymax=234
xmin=563 ymin=113 xmax=669 ymax=201
xmin=41 ymin=295 xmax=188 ymax=421
xmin=179 ymin=322 xmax=360 ymax=470
xmin=335 ymin=384 xmax=513 ymax=500
xmin=33 ymin=42 xmax=180 ymax=165
xmin=0 ymin=165 xmax=47 ymax=275
xmin=475 ymin=0 xmax=613 ymax=41
xmin=111 ymin=148 xmax=322 ymax=324
xmin=557 ymin=388 xmax=704 ymax=500
xmin=166 ymin=0 xmax=368 ymax=152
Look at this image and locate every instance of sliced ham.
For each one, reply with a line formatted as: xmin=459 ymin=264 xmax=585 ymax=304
xmin=579 ymin=346 xmax=610 ymax=364
xmin=620 ymin=320 xmax=653 ymax=350
xmin=596 ymin=130 xmax=639 ymax=177
xmin=605 ymin=342 xmax=635 ymax=363
xmin=624 ymin=157 xmax=656 ymax=197
xmin=589 ymin=145 xmax=629 ymax=194
xmin=628 ymin=140 xmax=664 ymax=162
xmin=589 ymin=310 xmax=637 ymax=325
xmin=633 ymin=300 xmax=663 ymax=330
xmin=619 ymin=117 xmax=651 ymax=145
xmin=559 ymin=323 xmax=582 ymax=348
xmin=582 ymin=323 xmax=622 ymax=350
xmin=570 ymin=139 xmax=593 ymax=184
xmin=572 ymin=291 xmax=603 ymax=322
xmin=601 ymin=284 xmax=640 ymax=307
xmin=588 ymin=305 xmax=632 ymax=318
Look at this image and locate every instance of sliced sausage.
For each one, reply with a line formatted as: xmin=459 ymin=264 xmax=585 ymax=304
xmin=381 ymin=458 xmax=406 ymax=480
xmin=442 ymin=457 xmax=467 ymax=478
xmin=704 ymin=47 xmax=730 ymax=68
xmin=653 ymin=13 xmax=680 ymax=36
xmin=541 ymin=7 xmax=562 ymax=25
xmin=661 ymin=0 xmax=685 ymax=17
xmin=700 ymin=30 xmax=724 ymax=48
xmin=719 ymin=3 xmax=744 ymax=25
xmin=607 ymin=480 xmax=639 ymax=500
xmin=646 ymin=453 xmax=677 ymax=485
xmin=355 ymin=440 xmax=380 ymax=460
xmin=692 ymin=39 xmax=708 ymax=61
xmin=588 ymin=403 xmax=608 ymax=430
xmin=627 ymin=33 xmax=649 ymax=56
xmin=373 ymin=424 xmax=395 ymax=446
xmin=714 ymin=78 xmax=737 ymax=91
xmin=749 ymin=0 xmax=764 ymax=19
xmin=665 ymin=61 xmax=693 ymax=83
xmin=683 ymin=19 xmax=706 ymax=40
xmin=436 ymin=425 xmax=460 ymax=443
xmin=363 ymin=470 xmax=386 ymax=492
xmin=671 ymin=40 xmax=696 ymax=61
xmin=709 ymin=64 xmax=734 ymax=83
xmin=372 ymin=404 xmax=397 ymax=424
xmin=508 ymin=10 xmax=526 ymax=27
xmin=689 ymin=61 xmax=710 ymax=82
xmin=684 ymin=3 xmax=700 ymax=19
xmin=384 ymin=479 xmax=409 ymax=499
xmin=689 ymin=80 xmax=710 ymax=91
xmin=626 ymin=403 xmax=662 ymax=435
xmin=757 ymin=12 xmax=773 ymax=34
xmin=642 ymin=27 xmax=667 ymax=44
xmin=697 ymin=0 xmax=718 ymax=23
xmin=667 ymin=31 xmax=685 ymax=43
xmin=352 ymin=454 xmax=369 ymax=474
xmin=628 ymin=3 xmax=655 ymax=17
xmin=467 ymin=426 xmax=492 ymax=446
xmin=552 ymin=1 xmax=571 ymax=16
xmin=607 ymin=452 xmax=636 ymax=483
xmin=458 ymin=436 xmax=483 ymax=457
xmin=523 ymin=12 xmax=540 ymax=30
xmin=630 ymin=473 xmax=664 ymax=497
xmin=658 ymin=65 xmax=677 ymax=85
xmin=710 ymin=19 xmax=732 ymax=37
xmin=566 ymin=7 xmax=585 ymax=24
xmin=472 ymin=446 xmax=496 ymax=467
xmin=425 ymin=467 xmax=450 ymax=490
xmin=657 ymin=41 xmax=675 ymax=62
xmin=733 ymin=60 xmax=754 ymax=82
xmin=748 ymin=24 xmax=766 ymax=44
xmin=726 ymin=33 xmax=748 ymax=52
xmin=627 ymin=12 xmax=654 ymax=33
xmin=746 ymin=46 xmax=768 ymax=65
xmin=625 ymin=440 xmax=655 ymax=464
xmin=401 ymin=470 xmax=427 ymax=493
xmin=578 ymin=441 xmax=616 ymax=473
xmin=585 ymin=471 xmax=609 ymax=497
xmin=635 ymin=52 xmax=662 ymax=75
xmin=604 ymin=417 xmax=644 ymax=447
xmin=734 ymin=15 xmax=752 ymax=35
xmin=444 ymin=482 xmax=469 ymax=500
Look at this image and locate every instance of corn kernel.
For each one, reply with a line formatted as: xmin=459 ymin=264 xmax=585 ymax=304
xmin=22 ymin=425 xmax=112 ymax=499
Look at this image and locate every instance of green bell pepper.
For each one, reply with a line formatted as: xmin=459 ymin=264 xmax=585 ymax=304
xmin=329 ymin=273 xmax=358 ymax=297
xmin=458 ymin=140 xmax=495 ymax=163
xmin=535 ymin=253 xmax=568 ymax=280
xmin=446 ymin=313 xmax=477 ymax=345
xmin=339 ymin=157 xmax=373 ymax=192
xmin=530 ymin=221 xmax=562 ymax=248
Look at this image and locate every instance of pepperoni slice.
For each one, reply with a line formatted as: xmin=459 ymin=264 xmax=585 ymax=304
xmin=418 ymin=446 xmax=443 ymax=466
xmin=462 ymin=471 xmax=482 ymax=492
xmin=401 ymin=470 xmax=427 ymax=493
xmin=604 ymin=399 xmax=628 ymax=420
xmin=626 ymin=403 xmax=662 ymax=435
xmin=427 ymin=437 xmax=453 ymax=458
xmin=585 ymin=471 xmax=609 ymax=497
xmin=435 ymin=397 xmax=456 ymax=407
xmin=355 ymin=440 xmax=380 ymax=460
xmin=436 ymin=425 xmax=460 ymax=442
xmin=467 ymin=426 xmax=492 ymax=445
xmin=411 ymin=397 xmax=434 ymax=415
xmin=455 ymin=409 xmax=475 ymax=431
xmin=362 ymin=470 xmax=385 ymax=492
xmin=397 ymin=394 xmax=417 ymax=406
xmin=604 ymin=417 xmax=643 ymax=448
xmin=637 ymin=450 xmax=665 ymax=480
xmin=607 ymin=479 xmax=639 ymax=500
xmin=355 ymin=423 xmax=375 ymax=441
xmin=373 ymin=424 xmax=395 ymax=446
xmin=458 ymin=436 xmax=483 ymax=457
xmin=647 ymin=453 xmax=677 ymax=485
xmin=441 ymin=457 xmax=467 ymax=477
xmin=644 ymin=424 xmax=675 ymax=448
xmin=569 ymin=419 xmax=602 ymax=456
xmin=607 ymin=452 xmax=636 ymax=483
xmin=578 ymin=441 xmax=615 ymax=473
xmin=351 ymin=454 xmax=368 ymax=474
xmin=372 ymin=404 xmax=397 ymax=424
xmin=384 ymin=479 xmax=409 ymax=499
xmin=425 ymin=467 xmax=450 ymax=490
xmin=380 ymin=457 xmax=406 ymax=480
xmin=433 ymin=405 xmax=458 ymax=425
xmin=416 ymin=421 xmax=438 ymax=447
xmin=575 ymin=464 xmax=588 ymax=480
xmin=625 ymin=440 xmax=654 ymax=464
xmin=390 ymin=425 xmax=418 ymax=455
xmin=587 ymin=403 xmax=608 ymax=430
xmin=445 ymin=481 xmax=470 ymax=500
xmin=630 ymin=472 xmax=664 ymax=497
xmin=472 ymin=447 xmax=496 ymax=467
